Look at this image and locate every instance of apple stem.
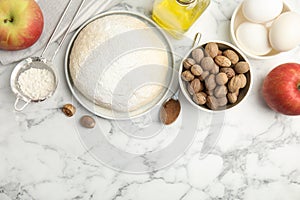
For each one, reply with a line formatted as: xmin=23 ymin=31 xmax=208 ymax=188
xmin=298 ymin=83 xmax=300 ymax=91
xmin=3 ymin=18 xmax=14 ymax=23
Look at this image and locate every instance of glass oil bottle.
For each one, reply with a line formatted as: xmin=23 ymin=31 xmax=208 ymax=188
xmin=152 ymin=0 xmax=210 ymax=38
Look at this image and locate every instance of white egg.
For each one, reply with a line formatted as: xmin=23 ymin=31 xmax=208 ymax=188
xmin=242 ymin=0 xmax=283 ymax=23
xmin=236 ymin=22 xmax=272 ymax=56
xmin=269 ymin=11 xmax=300 ymax=52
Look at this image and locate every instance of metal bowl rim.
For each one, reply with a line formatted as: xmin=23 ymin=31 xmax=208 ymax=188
xmin=64 ymin=10 xmax=175 ymax=120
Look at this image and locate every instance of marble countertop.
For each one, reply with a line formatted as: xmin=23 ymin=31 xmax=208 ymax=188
xmin=1 ymin=0 xmax=300 ymax=199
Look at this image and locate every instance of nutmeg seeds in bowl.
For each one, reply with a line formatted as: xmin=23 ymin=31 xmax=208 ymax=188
xmin=179 ymin=41 xmax=252 ymax=112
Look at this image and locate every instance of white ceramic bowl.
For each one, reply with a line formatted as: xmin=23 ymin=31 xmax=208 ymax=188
xmin=179 ymin=40 xmax=253 ymax=113
xmin=230 ymin=1 xmax=292 ymax=60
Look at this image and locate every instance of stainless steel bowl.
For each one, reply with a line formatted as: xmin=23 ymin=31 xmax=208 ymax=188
xmin=64 ymin=11 xmax=175 ymax=120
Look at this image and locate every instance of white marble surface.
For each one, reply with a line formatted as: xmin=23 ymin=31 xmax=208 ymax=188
xmin=1 ymin=0 xmax=300 ymax=199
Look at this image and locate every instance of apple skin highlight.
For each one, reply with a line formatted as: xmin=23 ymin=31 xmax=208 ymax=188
xmin=0 ymin=0 xmax=44 ymax=50
xmin=263 ymin=63 xmax=300 ymax=115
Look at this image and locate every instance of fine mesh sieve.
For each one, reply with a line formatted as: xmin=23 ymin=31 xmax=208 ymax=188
xmin=10 ymin=0 xmax=86 ymax=111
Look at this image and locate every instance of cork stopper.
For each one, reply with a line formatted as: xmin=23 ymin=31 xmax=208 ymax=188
xmin=176 ymin=0 xmax=196 ymax=5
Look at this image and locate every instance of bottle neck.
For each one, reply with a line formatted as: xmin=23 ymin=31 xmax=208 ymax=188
xmin=176 ymin=0 xmax=196 ymax=5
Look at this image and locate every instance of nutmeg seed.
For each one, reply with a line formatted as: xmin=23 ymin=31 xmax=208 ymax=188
xmin=218 ymin=97 xmax=228 ymax=107
xmin=205 ymin=42 xmax=219 ymax=58
xmin=223 ymin=49 xmax=239 ymax=65
xmin=201 ymin=57 xmax=215 ymax=71
xmin=205 ymin=74 xmax=217 ymax=91
xmin=199 ymin=71 xmax=210 ymax=81
xmin=193 ymin=92 xmax=207 ymax=105
xmin=210 ymin=64 xmax=220 ymax=74
xmin=214 ymin=56 xmax=232 ymax=68
xmin=215 ymin=72 xmax=228 ymax=85
xmin=234 ymin=61 xmax=250 ymax=74
xmin=192 ymin=48 xmax=204 ymax=63
xmin=188 ymin=79 xmax=203 ymax=95
xmin=80 ymin=115 xmax=96 ymax=128
xmin=183 ymin=58 xmax=196 ymax=70
xmin=191 ymin=64 xmax=203 ymax=76
xmin=62 ymin=104 xmax=76 ymax=117
xmin=237 ymin=74 xmax=247 ymax=88
xmin=181 ymin=70 xmax=194 ymax=82
xmin=206 ymin=96 xmax=219 ymax=110
xmin=214 ymin=85 xmax=228 ymax=98
xmin=228 ymin=76 xmax=242 ymax=93
xmin=227 ymin=92 xmax=238 ymax=104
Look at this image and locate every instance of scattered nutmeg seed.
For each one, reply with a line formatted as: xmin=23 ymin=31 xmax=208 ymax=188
xmin=62 ymin=104 xmax=76 ymax=117
xmin=80 ymin=115 xmax=96 ymax=128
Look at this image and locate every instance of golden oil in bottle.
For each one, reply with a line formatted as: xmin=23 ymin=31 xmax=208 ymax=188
xmin=152 ymin=0 xmax=210 ymax=38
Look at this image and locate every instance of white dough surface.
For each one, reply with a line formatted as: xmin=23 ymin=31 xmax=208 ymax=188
xmin=69 ymin=14 xmax=169 ymax=112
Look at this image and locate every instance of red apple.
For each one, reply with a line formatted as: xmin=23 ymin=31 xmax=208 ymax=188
xmin=263 ymin=63 xmax=300 ymax=115
xmin=0 ymin=0 xmax=44 ymax=51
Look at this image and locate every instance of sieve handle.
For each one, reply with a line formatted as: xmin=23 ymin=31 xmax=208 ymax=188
xmin=41 ymin=0 xmax=87 ymax=61
xmin=41 ymin=0 xmax=73 ymax=58
xmin=50 ymin=0 xmax=87 ymax=61
xmin=14 ymin=97 xmax=30 ymax=112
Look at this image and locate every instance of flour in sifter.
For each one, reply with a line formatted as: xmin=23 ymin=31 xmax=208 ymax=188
xmin=17 ymin=68 xmax=55 ymax=101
